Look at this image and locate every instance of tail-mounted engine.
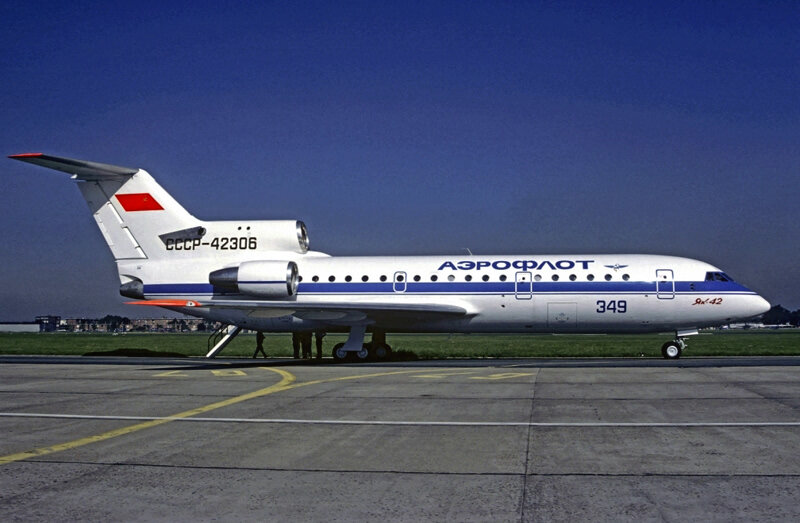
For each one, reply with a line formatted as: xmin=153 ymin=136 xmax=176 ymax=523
xmin=209 ymin=260 xmax=298 ymax=298
xmin=256 ymin=220 xmax=309 ymax=253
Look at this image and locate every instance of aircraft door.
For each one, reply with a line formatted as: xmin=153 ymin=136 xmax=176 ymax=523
xmin=393 ymin=271 xmax=407 ymax=293
xmin=656 ymin=269 xmax=674 ymax=299
xmin=515 ymin=271 xmax=532 ymax=300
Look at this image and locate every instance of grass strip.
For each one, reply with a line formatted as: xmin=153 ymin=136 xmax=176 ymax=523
xmin=1 ymin=330 xmax=798 ymax=359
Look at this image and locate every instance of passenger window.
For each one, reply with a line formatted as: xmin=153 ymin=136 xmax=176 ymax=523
xmin=587 ymin=274 xmax=594 ymax=281
xmin=534 ymin=274 xmax=542 ymax=281
xmin=448 ymin=275 xmax=455 ymax=281
xmin=312 ymin=276 xmax=319 ymax=282
xmin=552 ymin=274 xmax=559 ymax=281
xmin=622 ymin=274 xmax=630 ymax=281
xmin=328 ymin=275 xmax=336 ymax=282
xmin=499 ymin=274 xmax=507 ymax=282
xmin=362 ymin=275 xmax=369 ymax=282
xmin=431 ymin=275 xmax=438 ymax=282
xmin=345 ymin=275 xmax=352 ymax=282
xmin=413 ymin=275 xmax=421 ymax=282
xmin=569 ymin=274 xmax=576 ymax=281
xmin=482 ymin=275 xmax=489 ymax=282
xmin=380 ymin=275 xmax=387 ymax=282
xmin=465 ymin=275 xmax=472 ymax=281
xmin=604 ymin=274 xmax=612 ymax=281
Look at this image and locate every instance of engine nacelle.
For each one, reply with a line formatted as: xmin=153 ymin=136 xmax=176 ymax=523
xmin=209 ymin=260 xmax=298 ymax=298
xmin=256 ymin=220 xmax=309 ymax=254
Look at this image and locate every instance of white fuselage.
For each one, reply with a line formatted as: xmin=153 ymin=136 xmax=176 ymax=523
xmin=137 ymin=253 xmax=769 ymax=334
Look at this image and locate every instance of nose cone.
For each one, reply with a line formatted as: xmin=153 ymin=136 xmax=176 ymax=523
xmin=752 ymin=295 xmax=771 ymax=316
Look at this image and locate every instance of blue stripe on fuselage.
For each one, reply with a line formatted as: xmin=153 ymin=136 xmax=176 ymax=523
xmin=142 ymin=280 xmax=754 ymax=296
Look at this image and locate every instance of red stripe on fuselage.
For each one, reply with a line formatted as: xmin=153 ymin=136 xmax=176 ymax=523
xmin=116 ymin=193 xmax=164 ymax=211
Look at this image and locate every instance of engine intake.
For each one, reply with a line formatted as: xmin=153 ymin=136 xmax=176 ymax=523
xmin=209 ymin=260 xmax=298 ymax=298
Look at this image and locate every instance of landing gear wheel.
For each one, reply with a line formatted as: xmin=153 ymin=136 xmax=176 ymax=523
xmin=355 ymin=344 xmax=370 ymax=360
xmin=332 ymin=343 xmax=347 ymax=362
xmin=661 ymin=341 xmax=682 ymax=359
xmin=369 ymin=343 xmax=392 ymax=360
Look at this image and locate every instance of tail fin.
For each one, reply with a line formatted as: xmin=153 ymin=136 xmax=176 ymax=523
xmin=9 ymin=153 xmax=198 ymax=262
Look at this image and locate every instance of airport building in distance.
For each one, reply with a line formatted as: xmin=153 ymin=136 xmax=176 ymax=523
xmin=0 ymin=315 xmax=217 ymax=333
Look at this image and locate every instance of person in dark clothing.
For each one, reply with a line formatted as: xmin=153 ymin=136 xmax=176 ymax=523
xmin=292 ymin=332 xmax=301 ymax=359
xmin=252 ymin=331 xmax=267 ymax=358
xmin=314 ymin=330 xmax=326 ymax=359
xmin=301 ymin=331 xmax=313 ymax=359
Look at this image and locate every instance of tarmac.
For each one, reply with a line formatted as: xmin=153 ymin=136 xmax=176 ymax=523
xmin=2 ymin=355 xmax=800 ymax=521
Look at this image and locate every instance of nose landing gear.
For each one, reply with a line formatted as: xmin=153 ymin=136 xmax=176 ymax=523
xmin=661 ymin=340 xmax=683 ymax=359
xmin=661 ymin=329 xmax=698 ymax=359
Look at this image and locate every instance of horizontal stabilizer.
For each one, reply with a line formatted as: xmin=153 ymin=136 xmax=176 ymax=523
xmin=9 ymin=153 xmax=138 ymax=180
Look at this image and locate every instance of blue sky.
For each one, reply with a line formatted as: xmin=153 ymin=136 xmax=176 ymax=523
xmin=1 ymin=1 xmax=798 ymax=319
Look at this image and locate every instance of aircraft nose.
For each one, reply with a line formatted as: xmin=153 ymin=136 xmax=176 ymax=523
xmin=751 ymin=294 xmax=771 ymax=316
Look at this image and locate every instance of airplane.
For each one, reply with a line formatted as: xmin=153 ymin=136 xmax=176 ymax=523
xmin=9 ymin=153 xmax=771 ymax=360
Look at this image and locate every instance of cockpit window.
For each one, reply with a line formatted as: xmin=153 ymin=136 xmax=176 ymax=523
xmin=705 ymin=271 xmax=734 ymax=282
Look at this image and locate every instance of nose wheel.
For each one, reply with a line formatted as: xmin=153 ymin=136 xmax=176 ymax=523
xmin=661 ymin=338 xmax=687 ymax=359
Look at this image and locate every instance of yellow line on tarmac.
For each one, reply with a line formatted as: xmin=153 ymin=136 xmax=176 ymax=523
xmin=0 ymin=368 xmax=294 ymax=466
xmin=0 ymin=367 xmax=427 ymax=466
xmin=280 ymin=368 xmax=428 ymax=390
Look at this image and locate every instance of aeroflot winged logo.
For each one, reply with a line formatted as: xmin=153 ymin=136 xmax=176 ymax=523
xmin=115 ymin=193 xmax=164 ymax=212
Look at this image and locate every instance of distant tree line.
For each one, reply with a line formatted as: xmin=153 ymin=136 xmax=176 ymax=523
xmin=761 ymin=305 xmax=800 ymax=326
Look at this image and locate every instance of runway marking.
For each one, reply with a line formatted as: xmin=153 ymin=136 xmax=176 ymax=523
xmin=3 ymin=412 xmax=800 ymax=427
xmin=470 ymin=372 xmax=533 ymax=380
xmin=211 ymin=369 xmax=247 ymax=377
xmin=154 ymin=370 xmax=189 ymax=378
xmin=0 ymin=368 xmax=294 ymax=466
xmin=412 ymin=371 xmax=478 ymax=379
xmin=0 ymin=367 xmax=425 ymax=466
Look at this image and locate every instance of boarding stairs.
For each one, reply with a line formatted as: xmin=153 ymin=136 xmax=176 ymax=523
xmin=206 ymin=324 xmax=242 ymax=358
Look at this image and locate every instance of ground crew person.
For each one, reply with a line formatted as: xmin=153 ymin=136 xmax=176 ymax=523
xmin=292 ymin=332 xmax=301 ymax=359
xmin=252 ymin=331 xmax=267 ymax=358
xmin=301 ymin=331 xmax=313 ymax=359
xmin=314 ymin=330 xmax=326 ymax=359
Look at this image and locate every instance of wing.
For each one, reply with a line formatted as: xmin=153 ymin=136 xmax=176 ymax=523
xmin=126 ymin=299 xmax=470 ymax=325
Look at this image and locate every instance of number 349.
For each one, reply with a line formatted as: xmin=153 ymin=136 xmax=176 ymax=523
xmin=596 ymin=300 xmax=627 ymax=313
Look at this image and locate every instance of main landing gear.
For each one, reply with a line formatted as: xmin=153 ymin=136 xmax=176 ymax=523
xmin=331 ymin=327 xmax=393 ymax=362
